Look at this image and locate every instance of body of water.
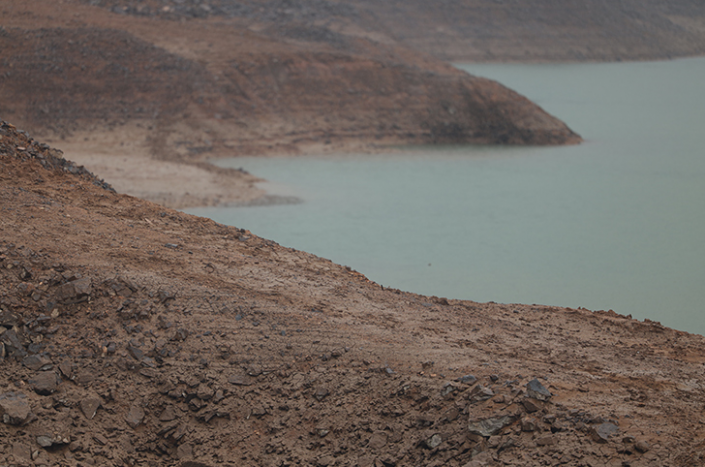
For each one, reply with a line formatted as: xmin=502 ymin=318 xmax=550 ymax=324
xmin=186 ymin=57 xmax=705 ymax=335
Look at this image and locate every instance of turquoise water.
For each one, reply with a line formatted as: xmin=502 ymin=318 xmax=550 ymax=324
xmin=186 ymin=57 xmax=705 ymax=335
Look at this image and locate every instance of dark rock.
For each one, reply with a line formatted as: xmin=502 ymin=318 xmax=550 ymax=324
xmin=0 ymin=310 xmax=22 ymax=327
xmin=125 ymin=405 xmax=145 ymax=428
xmin=58 ymin=359 xmax=73 ymax=379
xmin=22 ymin=354 xmax=52 ymax=371
xmin=127 ymin=344 xmax=144 ymax=361
xmin=591 ymin=422 xmax=619 ymax=443
xmin=468 ymin=415 xmax=517 ymax=437
xmin=0 ymin=392 xmax=33 ymax=425
xmin=54 ymin=278 xmax=91 ymax=303
xmin=522 ymin=398 xmax=541 ymax=413
xmin=521 ymin=416 xmax=540 ymax=432
xmin=74 ymin=371 xmax=95 ymax=386
xmin=457 ymin=374 xmax=477 ymax=385
xmin=80 ymin=397 xmax=101 ymax=420
xmin=0 ymin=328 xmax=27 ymax=357
xmin=468 ymin=384 xmax=494 ymax=403
xmin=441 ymin=383 xmax=458 ymax=398
xmin=526 ymin=379 xmax=552 ymax=402
xmin=29 ymin=371 xmax=60 ymax=395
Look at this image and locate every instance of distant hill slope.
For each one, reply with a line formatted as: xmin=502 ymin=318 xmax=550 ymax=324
xmin=75 ymin=0 xmax=705 ymax=62
xmin=0 ymin=0 xmax=580 ymax=162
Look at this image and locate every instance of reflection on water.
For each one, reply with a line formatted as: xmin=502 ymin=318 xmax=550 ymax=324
xmin=186 ymin=57 xmax=705 ymax=336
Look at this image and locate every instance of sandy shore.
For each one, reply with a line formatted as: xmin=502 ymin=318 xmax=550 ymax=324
xmin=54 ymin=127 xmax=266 ymax=210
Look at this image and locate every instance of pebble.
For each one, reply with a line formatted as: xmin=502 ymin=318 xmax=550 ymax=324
xmin=635 ymin=440 xmax=649 ymax=453
xmin=424 ymin=433 xmax=443 ymax=449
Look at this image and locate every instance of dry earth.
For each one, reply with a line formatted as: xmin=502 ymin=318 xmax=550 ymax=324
xmin=2 ymin=124 xmax=705 ymax=466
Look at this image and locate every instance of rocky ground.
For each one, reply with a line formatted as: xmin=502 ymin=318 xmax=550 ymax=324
xmin=3 ymin=124 xmax=705 ymax=466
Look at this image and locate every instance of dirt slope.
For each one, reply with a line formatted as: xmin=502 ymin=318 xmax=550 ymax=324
xmin=0 ymin=0 xmax=580 ymax=158
xmin=71 ymin=0 xmax=705 ymax=62
xmin=2 ymin=125 xmax=705 ymax=466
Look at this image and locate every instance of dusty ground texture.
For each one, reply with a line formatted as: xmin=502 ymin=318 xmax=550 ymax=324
xmin=3 ymin=126 xmax=705 ymax=466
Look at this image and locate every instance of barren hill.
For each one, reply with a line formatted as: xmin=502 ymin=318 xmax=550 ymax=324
xmin=1 ymin=0 xmax=579 ymax=159
xmin=2 ymin=122 xmax=705 ymax=465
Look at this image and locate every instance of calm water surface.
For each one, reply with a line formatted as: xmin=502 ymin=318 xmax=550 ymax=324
xmin=186 ymin=57 xmax=705 ymax=335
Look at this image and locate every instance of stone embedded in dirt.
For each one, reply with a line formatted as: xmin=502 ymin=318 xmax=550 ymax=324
xmin=457 ymin=374 xmax=477 ymax=385
xmin=37 ymin=433 xmax=70 ymax=448
xmin=367 ymin=431 xmax=388 ymax=450
xmin=468 ymin=415 xmax=517 ymax=437
xmin=228 ymin=374 xmax=252 ymax=386
xmin=526 ymin=379 xmax=552 ymax=402
xmin=0 ymin=310 xmax=22 ymax=327
xmin=177 ymin=443 xmax=193 ymax=459
xmin=424 ymin=433 xmax=443 ymax=449
xmin=591 ymin=422 xmax=619 ymax=443
xmin=160 ymin=406 xmax=178 ymax=422
xmin=522 ymin=398 xmax=541 ymax=413
xmin=635 ymin=440 xmax=650 ymax=453
xmin=58 ymin=359 xmax=73 ymax=379
xmin=521 ymin=416 xmax=540 ymax=432
xmin=80 ymin=397 xmax=101 ymax=419
xmin=125 ymin=405 xmax=145 ymax=428
xmin=37 ymin=435 xmax=54 ymax=448
xmin=0 ymin=328 xmax=27 ymax=358
xmin=0 ymin=391 xmax=33 ymax=425
xmin=441 ymin=382 xmax=458 ymax=398
xmin=536 ymin=435 xmax=557 ymax=446
xmin=196 ymin=383 xmax=214 ymax=400
xmin=22 ymin=354 xmax=53 ymax=371
xmin=468 ymin=384 xmax=494 ymax=403
xmin=314 ymin=387 xmax=329 ymax=401
xmin=128 ymin=344 xmax=145 ymax=361
xmin=74 ymin=371 xmax=95 ymax=386
xmin=54 ymin=277 xmax=91 ymax=303
xmin=29 ymin=370 xmax=60 ymax=395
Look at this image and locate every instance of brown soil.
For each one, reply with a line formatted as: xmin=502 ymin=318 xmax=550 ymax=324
xmin=3 ymin=123 xmax=705 ymax=466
